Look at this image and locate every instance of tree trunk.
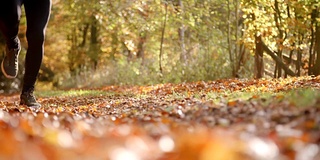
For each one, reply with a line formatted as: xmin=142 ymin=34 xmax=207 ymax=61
xmin=274 ymin=0 xmax=285 ymax=78
xmin=159 ymin=2 xmax=168 ymax=73
xmin=110 ymin=31 xmax=118 ymax=61
xmin=89 ymin=15 xmax=99 ymax=70
xmin=308 ymin=8 xmax=317 ymax=75
xmin=234 ymin=0 xmax=240 ymax=74
xmin=297 ymin=35 xmax=303 ymax=76
xmin=227 ymin=0 xmax=234 ymax=76
xmin=275 ymin=52 xmax=283 ymax=78
xmin=80 ymin=23 xmax=89 ymax=47
xmin=178 ymin=0 xmax=187 ymax=65
xmin=137 ymin=32 xmax=147 ymax=64
xmin=254 ymin=35 xmax=264 ymax=78
xmin=69 ymin=27 xmax=79 ymax=75
xmin=313 ymin=22 xmax=320 ymax=76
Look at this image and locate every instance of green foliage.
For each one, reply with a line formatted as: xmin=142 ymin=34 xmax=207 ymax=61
xmin=161 ymin=52 xmax=233 ymax=83
xmin=55 ymin=51 xmax=233 ymax=88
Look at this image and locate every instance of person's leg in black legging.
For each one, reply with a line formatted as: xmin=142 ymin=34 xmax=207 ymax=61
xmin=0 ymin=0 xmax=22 ymax=79
xmin=23 ymin=0 xmax=51 ymax=93
xmin=0 ymin=0 xmax=22 ymax=50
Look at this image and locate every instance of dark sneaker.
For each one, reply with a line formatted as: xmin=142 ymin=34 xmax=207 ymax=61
xmin=20 ymin=88 xmax=41 ymax=108
xmin=1 ymin=45 xmax=21 ymax=79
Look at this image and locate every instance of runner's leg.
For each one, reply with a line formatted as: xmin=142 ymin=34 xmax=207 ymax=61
xmin=0 ymin=0 xmax=22 ymax=49
xmin=22 ymin=0 xmax=51 ymax=91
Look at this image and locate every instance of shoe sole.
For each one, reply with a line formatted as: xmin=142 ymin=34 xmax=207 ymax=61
xmin=20 ymin=98 xmax=41 ymax=108
xmin=1 ymin=58 xmax=17 ymax=79
xmin=20 ymin=101 xmax=41 ymax=108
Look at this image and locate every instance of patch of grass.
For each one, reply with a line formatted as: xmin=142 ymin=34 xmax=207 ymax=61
xmin=37 ymin=89 xmax=111 ymax=98
xmin=205 ymin=90 xmax=277 ymax=102
xmin=159 ymin=89 xmax=280 ymax=103
xmin=171 ymin=90 xmax=189 ymax=100
xmin=205 ymin=88 xmax=320 ymax=108
xmin=285 ymin=88 xmax=320 ymax=107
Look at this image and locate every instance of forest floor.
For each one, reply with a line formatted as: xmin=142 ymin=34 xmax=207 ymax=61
xmin=0 ymin=76 xmax=320 ymax=160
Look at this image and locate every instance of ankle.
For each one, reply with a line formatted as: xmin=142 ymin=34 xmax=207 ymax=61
xmin=7 ymin=37 xmax=21 ymax=50
xmin=22 ymin=86 xmax=35 ymax=93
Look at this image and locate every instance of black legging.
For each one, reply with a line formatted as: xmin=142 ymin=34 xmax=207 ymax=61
xmin=0 ymin=0 xmax=51 ymax=92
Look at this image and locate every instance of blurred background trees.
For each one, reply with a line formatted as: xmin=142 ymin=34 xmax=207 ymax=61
xmin=1 ymin=0 xmax=319 ymax=93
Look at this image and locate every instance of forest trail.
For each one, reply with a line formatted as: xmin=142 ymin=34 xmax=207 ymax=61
xmin=1 ymin=76 xmax=320 ymax=160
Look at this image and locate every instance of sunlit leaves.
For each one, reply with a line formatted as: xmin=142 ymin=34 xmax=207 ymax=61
xmin=242 ymin=0 xmax=318 ymax=54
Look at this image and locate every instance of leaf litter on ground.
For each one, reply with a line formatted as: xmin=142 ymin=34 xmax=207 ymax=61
xmin=0 ymin=76 xmax=320 ymax=160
